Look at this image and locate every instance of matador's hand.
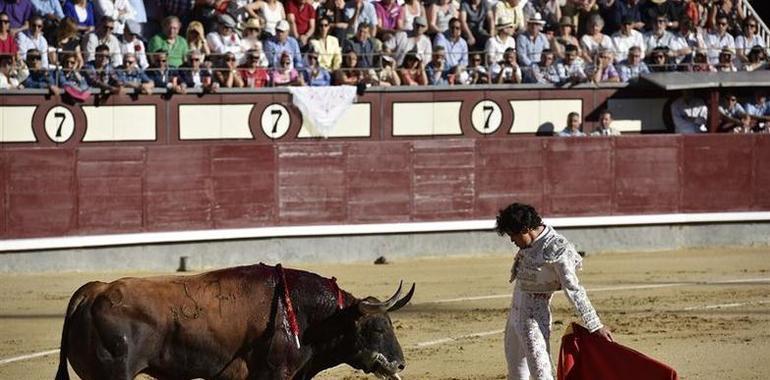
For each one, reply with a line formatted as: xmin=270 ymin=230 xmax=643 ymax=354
xmin=593 ymin=326 xmax=613 ymax=342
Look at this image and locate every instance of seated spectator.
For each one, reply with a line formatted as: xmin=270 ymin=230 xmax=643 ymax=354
xmin=553 ymin=16 xmax=581 ymax=59
xmin=173 ymin=49 xmax=216 ymax=92
xmin=148 ymin=16 xmax=189 ymax=68
xmin=378 ymin=53 xmax=401 ymax=86
xmin=244 ymin=0 xmax=285 ymax=37
xmin=671 ymin=90 xmax=708 ymax=134
xmin=427 ymin=0 xmax=458 ymax=35
xmin=559 ymin=112 xmax=586 ymax=136
xmin=588 ymin=48 xmax=619 ymax=83
xmin=286 ymin=0 xmax=315 ymax=46
xmin=517 ymin=12 xmax=549 ymax=67
xmin=640 ymin=0 xmax=681 ymax=32
xmin=94 ymin=0 xmax=135 ymax=35
xmin=239 ymin=48 xmax=270 ymax=88
xmin=375 ymin=0 xmax=402 ymax=35
xmin=744 ymin=91 xmax=770 ymax=130
xmin=316 ymin=0 xmax=348 ymax=42
xmin=301 ymin=48 xmax=331 ymax=86
xmin=711 ymin=0 xmax=744 ymax=36
xmin=15 ymin=15 xmax=47 ymax=67
xmin=21 ymin=48 xmax=56 ymax=92
xmin=606 ymin=0 xmax=644 ymax=34
xmin=560 ymin=43 xmax=587 ymax=85
xmin=425 ymin=45 xmax=449 ymax=85
xmin=344 ymin=0 xmax=379 ymax=37
xmin=0 ymin=12 xmax=18 ymax=59
xmin=612 ymin=15 xmax=645 ymax=62
xmin=343 ymin=22 xmax=379 ymax=68
xmin=618 ymin=46 xmax=649 ymax=82
xmin=530 ymin=0 xmax=562 ymax=27
xmin=491 ymin=47 xmax=522 ymax=84
xmin=730 ymin=112 xmax=754 ymax=134
xmin=63 ymin=0 xmax=95 ymax=33
xmin=689 ymin=49 xmax=715 ymax=72
xmin=459 ymin=0 xmax=491 ymax=50
xmin=83 ymin=44 xmax=122 ymax=93
xmin=433 ymin=17 xmax=468 ymax=70
xmin=52 ymin=17 xmax=83 ymax=68
xmin=0 ymin=54 xmax=22 ymax=88
xmin=146 ymin=50 xmax=178 ymax=91
xmin=580 ymin=15 xmax=614 ymax=62
xmin=644 ymin=15 xmax=675 ymax=60
xmin=213 ymin=51 xmax=245 ymax=88
xmin=120 ymin=20 xmax=147 ymax=69
xmin=186 ymin=21 xmax=211 ymax=58
xmin=735 ymin=17 xmax=763 ymax=64
xmin=705 ymin=15 xmax=735 ymax=65
xmin=648 ymin=46 xmax=675 ymax=72
xmin=116 ymin=52 xmax=153 ymax=94
xmin=84 ymin=16 xmax=122 ymax=63
xmin=55 ymin=52 xmax=88 ymax=89
xmin=270 ymin=51 xmax=303 ymax=86
xmin=334 ymin=49 xmax=363 ymax=85
xmin=29 ymin=0 xmax=65 ymax=39
xmin=742 ymin=45 xmax=767 ymax=72
xmin=264 ymin=20 xmax=303 ymax=69
xmin=463 ymin=52 xmax=489 ymax=84
xmin=207 ymin=14 xmax=245 ymax=62
xmin=716 ymin=47 xmax=737 ymax=72
xmin=398 ymin=52 xmax=427 ymax=85
xmin=525 ymin=48 xmax=566 ymax=84
xmin=494 ymin=0 xmax=525 ymax=34
xmin=240 ymin=17 xmax=269 ymax=67
xmin=669 ymin=17 xmax=706 ymax=64
xmin=485 ymin=16 xmax=516 ymax=65
xmin=399 ymin=0 xmax=425 ymax=33
xmin=395 ymin=16 xmax=433 ymax=65
xmin=591 ymin=110 xmax=621 ymax=136
xmin=310 ymin=16 xmax=342 ymax=71
xmin=1 ymin=0 xmax=34 ymax=35
xmin=718 ymin=93 xmax=746 ymax=132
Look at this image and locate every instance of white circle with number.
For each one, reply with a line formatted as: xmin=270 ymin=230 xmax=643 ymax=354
xmin=44 ymin=106 xmax=75 ymax=143
xmin=261 ymin=104 xmax=291 ymax=139
xmin=471 ymin=100 xmax=502 ymax=135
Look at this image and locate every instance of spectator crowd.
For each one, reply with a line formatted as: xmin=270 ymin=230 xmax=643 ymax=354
xmin=0 ymin=0 xmax=768 ymax=92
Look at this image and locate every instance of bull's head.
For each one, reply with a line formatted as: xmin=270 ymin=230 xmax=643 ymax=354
xmin=351 ymin=282 xmax=415 ymax=380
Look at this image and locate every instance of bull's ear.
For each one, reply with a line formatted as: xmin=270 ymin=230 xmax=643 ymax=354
xmin=387 ymin=283 xmax=415 ymax=312
xmin=358 ymin=281 xmax=403 ymax=315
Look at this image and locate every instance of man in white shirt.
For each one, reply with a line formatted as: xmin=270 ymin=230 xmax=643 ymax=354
xmin=486 ymin=16 xmax=517 ymax=64
xmin=671 ymin=90 xmax=709 ymax=134
xmin=207 ymin=14 xmax=245 ymax=62
xmin=705 ymin=15 xmax=735 ymax=65
xmin=84 ymin=16 xmax=123 ymax=63
xmin=591 ymin=110 xmax=621 ymax=136
xmin=644 ymin=15 xmax=674 ymax=60
xmin=612 ymin=15 xmax=644 ymax=62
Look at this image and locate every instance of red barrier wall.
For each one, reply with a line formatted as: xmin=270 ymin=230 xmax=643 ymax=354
xmin=2 ymin=134 xmax=768 ymax=239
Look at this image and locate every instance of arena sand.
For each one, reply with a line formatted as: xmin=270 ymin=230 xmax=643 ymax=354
xmin=0 ymin=247 xmax=768 ymax=379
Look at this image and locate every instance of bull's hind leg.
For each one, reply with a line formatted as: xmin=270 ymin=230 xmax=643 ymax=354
xmin=90 ymin=294 xmax=147 ymax=380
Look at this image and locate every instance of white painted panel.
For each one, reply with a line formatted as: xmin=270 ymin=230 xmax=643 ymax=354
xmin=82 ymin=105 xmax=156 ymax=141
xmin=179 ymin=104 xmax=254 ymax=140
xmin=298 ymin=103 xmax=371 ymax=138
xmin=0 ymin=106 xmax=36 ymax=142
xmin=608 ymin=98 xmax=668 ymax=133
xmin=510 ymin=99 xmax=583 ymax=134
xmin=392 ymin=102 xmax=462 ymax=136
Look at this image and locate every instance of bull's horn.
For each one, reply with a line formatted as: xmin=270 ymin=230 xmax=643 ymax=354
xmin=387 ymin=283 xmax=415 ymax=312
xmin=359 ymin=281 xmax=403 ymax=314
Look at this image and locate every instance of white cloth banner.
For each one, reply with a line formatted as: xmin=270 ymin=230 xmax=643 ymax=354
xmin=288 ymin=85 xmax=358 ymax=138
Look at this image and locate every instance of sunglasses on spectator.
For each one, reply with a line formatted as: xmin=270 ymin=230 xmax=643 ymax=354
xmin=225 ymin=57 xmax=236 ymax=62
xmin=450 ymin=25 xmax=461 ymax=30
xmin=0 ymin=19 xmax=9 ymax=24
xmin=320 ymin=23 xmax=330 ymax=27
xmin=158 ymin=58 xmax=167 ymax=62
xmin=718 ymin=22 xmax=728 ymax=26
xmin=248 ymin=55 xmax=260 ymax=60
xmin=126 ymin=60 xmax=136 ymax=64
xmin=729 ymin=97 xmax=737 ymax=101
xmin=105 ymin=25 xmax=114 ymax=30
xmin=33 ymin=23 xmax=43 ymax=28
xmin=748 ymin=24 xmax=757 ymax=28
xmin=28 ymin=55 xmax=42 ymax=61
xmin=65 ymin=60 xmax=76 ymax=65
xmin=191 ymin=57 xmax=200 ymax=61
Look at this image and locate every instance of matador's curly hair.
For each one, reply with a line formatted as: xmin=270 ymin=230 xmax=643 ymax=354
xmin=494 ymin=203 xmax=542 ymax=236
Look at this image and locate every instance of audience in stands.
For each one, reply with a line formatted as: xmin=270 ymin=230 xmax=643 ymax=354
xmin=618 ymin=45 xmax=649 ymax=82
xmin=63 ymin=0 xmax=95 ymax=33
xmin=671 ymin=90 xmax=708 ymax=133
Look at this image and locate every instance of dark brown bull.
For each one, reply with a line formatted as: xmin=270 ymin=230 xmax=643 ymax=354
xmin=54 ymin=263 xmax=415 ymax=380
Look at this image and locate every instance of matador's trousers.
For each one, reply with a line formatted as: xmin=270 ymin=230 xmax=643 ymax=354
xmin=505 ymin=287 xmax=554 ymax=380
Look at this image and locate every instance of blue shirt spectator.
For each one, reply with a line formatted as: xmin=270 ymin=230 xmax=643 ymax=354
xmin=344 ymin=0 xmax=378 ymax=36
xmin=606 ymin=0 xmax=643 ymax=35
xmin=516 ymin=16 xmax=549 ymax=67
xmin=23 ymin=68 xmax=54 ymax=88
xmin=63 ymin=0 xmax=95 ymax=30
xmin=264 ymin=20 xmax=304 ymax=69
xmin=0 ymin=0 xmax=35 ymax=31
xmin=342 ymin=23 xmax=378 ymax=68
xmin=30 ymin=0 xmax=64 ymax=19
xmin=745 ymin=94 xmax=770 ymax=118
xmin=433 ymin=18 xmax=468 ymax=69
xmin=302 ymin=66 xmax=331 ymax=86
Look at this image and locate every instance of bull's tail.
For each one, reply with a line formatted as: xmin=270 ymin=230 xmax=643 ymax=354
xmin=55 ymin=282 xmax=101 ymax=380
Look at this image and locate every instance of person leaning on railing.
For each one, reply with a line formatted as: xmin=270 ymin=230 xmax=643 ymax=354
xmin=239 ymin=48 xmax=271 ymax=88
xmin=214 ymin=51 xmax=245 ymax=88
xmin=398 ymin=52 xmax=427 ymax=85
xmin=301 ymin=47 xmax=331 ymax=86
xmin=83 ymin=44 xmax=123 ymax=93
xmin=115 ymin=52 xmax=154 ymax=94
xmin=172 ymin=49 xmax=216 ymax=93
xmin=491 ymin=46 xmax=522 ymax=84
xmin=22 ymin=48 xmax=59 ymax=93
xmin=271 ymin=50 xmax=304 ymax=86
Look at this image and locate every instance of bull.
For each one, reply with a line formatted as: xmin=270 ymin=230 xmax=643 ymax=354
xmin=54 ymin=263 xmax=415 ymax=380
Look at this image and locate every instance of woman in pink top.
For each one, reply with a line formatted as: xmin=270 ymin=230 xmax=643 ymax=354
xmin=271 ymin=51 xmax=303 ymax=86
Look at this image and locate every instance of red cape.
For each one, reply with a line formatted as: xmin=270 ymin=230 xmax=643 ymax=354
xmin=557 ymin=323 xmax=679 ymax=380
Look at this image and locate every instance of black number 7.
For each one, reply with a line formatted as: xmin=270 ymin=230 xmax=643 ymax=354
xmin=482 ymin=105 xmax=494 ymax=130
xmin=54 ymin=112 xmax=66 ymax=138
xmin=271 ymin=109 xmax=283 ymax=134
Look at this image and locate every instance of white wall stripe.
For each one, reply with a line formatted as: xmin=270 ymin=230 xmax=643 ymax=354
xmin=3 ymin=212 xmax=770 ymax=252
xmin=683 ymin=300 xmax=770 ymax=311
xmin=414 ymin=330 xmax=505 ymax=348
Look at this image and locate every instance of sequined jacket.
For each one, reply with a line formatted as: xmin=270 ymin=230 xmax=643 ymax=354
xmin=511 ymin=225 xmax=603 ymax=332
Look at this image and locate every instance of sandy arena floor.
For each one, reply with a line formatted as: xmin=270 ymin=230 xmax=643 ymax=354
xmin=1 ymin=247 xmax=769 ymax=379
